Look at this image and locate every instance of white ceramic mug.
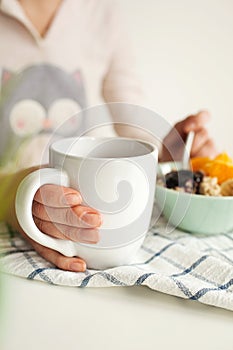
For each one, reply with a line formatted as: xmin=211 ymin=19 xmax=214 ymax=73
xmin=16 ymin=137 xmax=158 ymax=269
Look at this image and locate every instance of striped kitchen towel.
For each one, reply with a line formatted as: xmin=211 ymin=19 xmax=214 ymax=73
xmin=0 ymin=213 xmax=233 ymax=311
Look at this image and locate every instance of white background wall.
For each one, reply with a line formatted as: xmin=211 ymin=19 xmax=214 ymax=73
xmin=119 ymin=0 xmax=233 ymax=153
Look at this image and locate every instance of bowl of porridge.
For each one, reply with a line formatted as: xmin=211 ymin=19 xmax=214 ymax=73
xmin=155 ymin=153 xmax=233 ymax=234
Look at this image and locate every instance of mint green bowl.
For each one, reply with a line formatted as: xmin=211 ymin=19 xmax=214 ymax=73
xmin=155 ymin=162 xmax=233 ymax=234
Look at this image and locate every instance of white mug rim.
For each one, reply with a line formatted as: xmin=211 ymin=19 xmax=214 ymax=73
xmin=50 ymin=136 xmax=157 ymax=161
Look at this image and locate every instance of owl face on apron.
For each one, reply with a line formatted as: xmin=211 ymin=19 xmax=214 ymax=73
xmin=0 ymin=64 xmax=87 ymax=168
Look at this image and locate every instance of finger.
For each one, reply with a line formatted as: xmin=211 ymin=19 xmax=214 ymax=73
xmin=18 ymin=230 xmax=86 ymax=272
xmin=190 ymin=128 xmax=209 ymax=156
xmin=33 ymin=241 xmax=86 ymax=272
xmin=32 ymin=202 xmax=102 ymax=228
xmin=34 ymin=184 xmax=82 ymax=208
xmin=183 ymin=110 xmax=211 ymax=133
xmin=191 ymin=136 xmax=217 ymax=158
xmin=33 ymin=216 xmax=100 ymax=243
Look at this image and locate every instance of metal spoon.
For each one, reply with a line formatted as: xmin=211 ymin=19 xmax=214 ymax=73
xmin=182 ymin=131 xmax=195 ymax=170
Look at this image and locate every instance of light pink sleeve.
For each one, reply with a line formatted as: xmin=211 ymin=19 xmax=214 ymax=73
xmin=101 ymin=2 xmax=159 ymax=145
xmin=101 ymin=2 xmax=144 ymax=105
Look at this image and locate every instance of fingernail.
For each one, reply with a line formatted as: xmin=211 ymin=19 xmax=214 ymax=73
xmin=70 ymin=261 xmax=86 ymax=272
xmin=63 ymin=193 xmax=81 ymax=206
xmin=78 ymin=229 xmax=100 ymax=244
xmin=81 ymin=212 xmax=102 ymax=227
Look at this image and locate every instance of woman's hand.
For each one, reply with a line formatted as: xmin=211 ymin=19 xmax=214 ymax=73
xmin=28 ymin=184 xmax=102 ymax=272
xmin=5 ymin=167 xmax=102 ymax=272
xmin=4 ymin=169 xmax=102 ymax=272
xmin=161 ymin=110 xmax=218 ymax=162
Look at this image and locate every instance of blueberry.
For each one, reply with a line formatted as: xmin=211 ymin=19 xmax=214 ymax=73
xmin=165 ymin=170 xmax=194 ymax=188
xmin=165 ymin=169 xmax=204 ymax=194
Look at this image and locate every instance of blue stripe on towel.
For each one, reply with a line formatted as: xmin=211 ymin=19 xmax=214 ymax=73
xmin=190 ymin=278 xmax=233 ymax=300
xmin=0 ymin=249 xmax=34 ymax=258
xmin=80 ymin=272 xmax=127 ymax=287
xmin=171 ymin=277 xmax=193 ymax=298
xmin=171 ymin=255 xmax=209 ymax=278
xmin=143 ymin=242 xmax=175 ymax=264
xmin=135 ymin=273 xmax=155 ymax=285
xmin=27 ymin=268 xmax=56 ymax=280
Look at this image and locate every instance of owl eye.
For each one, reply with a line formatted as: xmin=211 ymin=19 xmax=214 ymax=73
xmin=9 ymin=100 xmax=46 ymax=136
xmin=47 ymin=99 xmax=82 ymax=136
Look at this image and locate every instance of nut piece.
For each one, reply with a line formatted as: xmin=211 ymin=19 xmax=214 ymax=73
xmin=199 ymin=176 xmax=221 ymax=196
xmin=221 ymin=179 xmax=233 ymax=196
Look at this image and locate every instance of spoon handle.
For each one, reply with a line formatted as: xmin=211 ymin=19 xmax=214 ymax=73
xmin=182 ymin=131 xmax=195 ymax=169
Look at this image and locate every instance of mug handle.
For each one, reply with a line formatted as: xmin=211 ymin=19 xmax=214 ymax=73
xmin=15 ymin=168 xmax=79 ymax=257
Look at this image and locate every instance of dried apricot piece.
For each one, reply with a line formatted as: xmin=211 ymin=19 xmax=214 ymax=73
xmin=204 ymin=160 xmax=233 ymax=184
xmin=190 ymin=157 xmax=210 ymax=172
xmin=214 ymin=152 xmax=233 ymax=164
